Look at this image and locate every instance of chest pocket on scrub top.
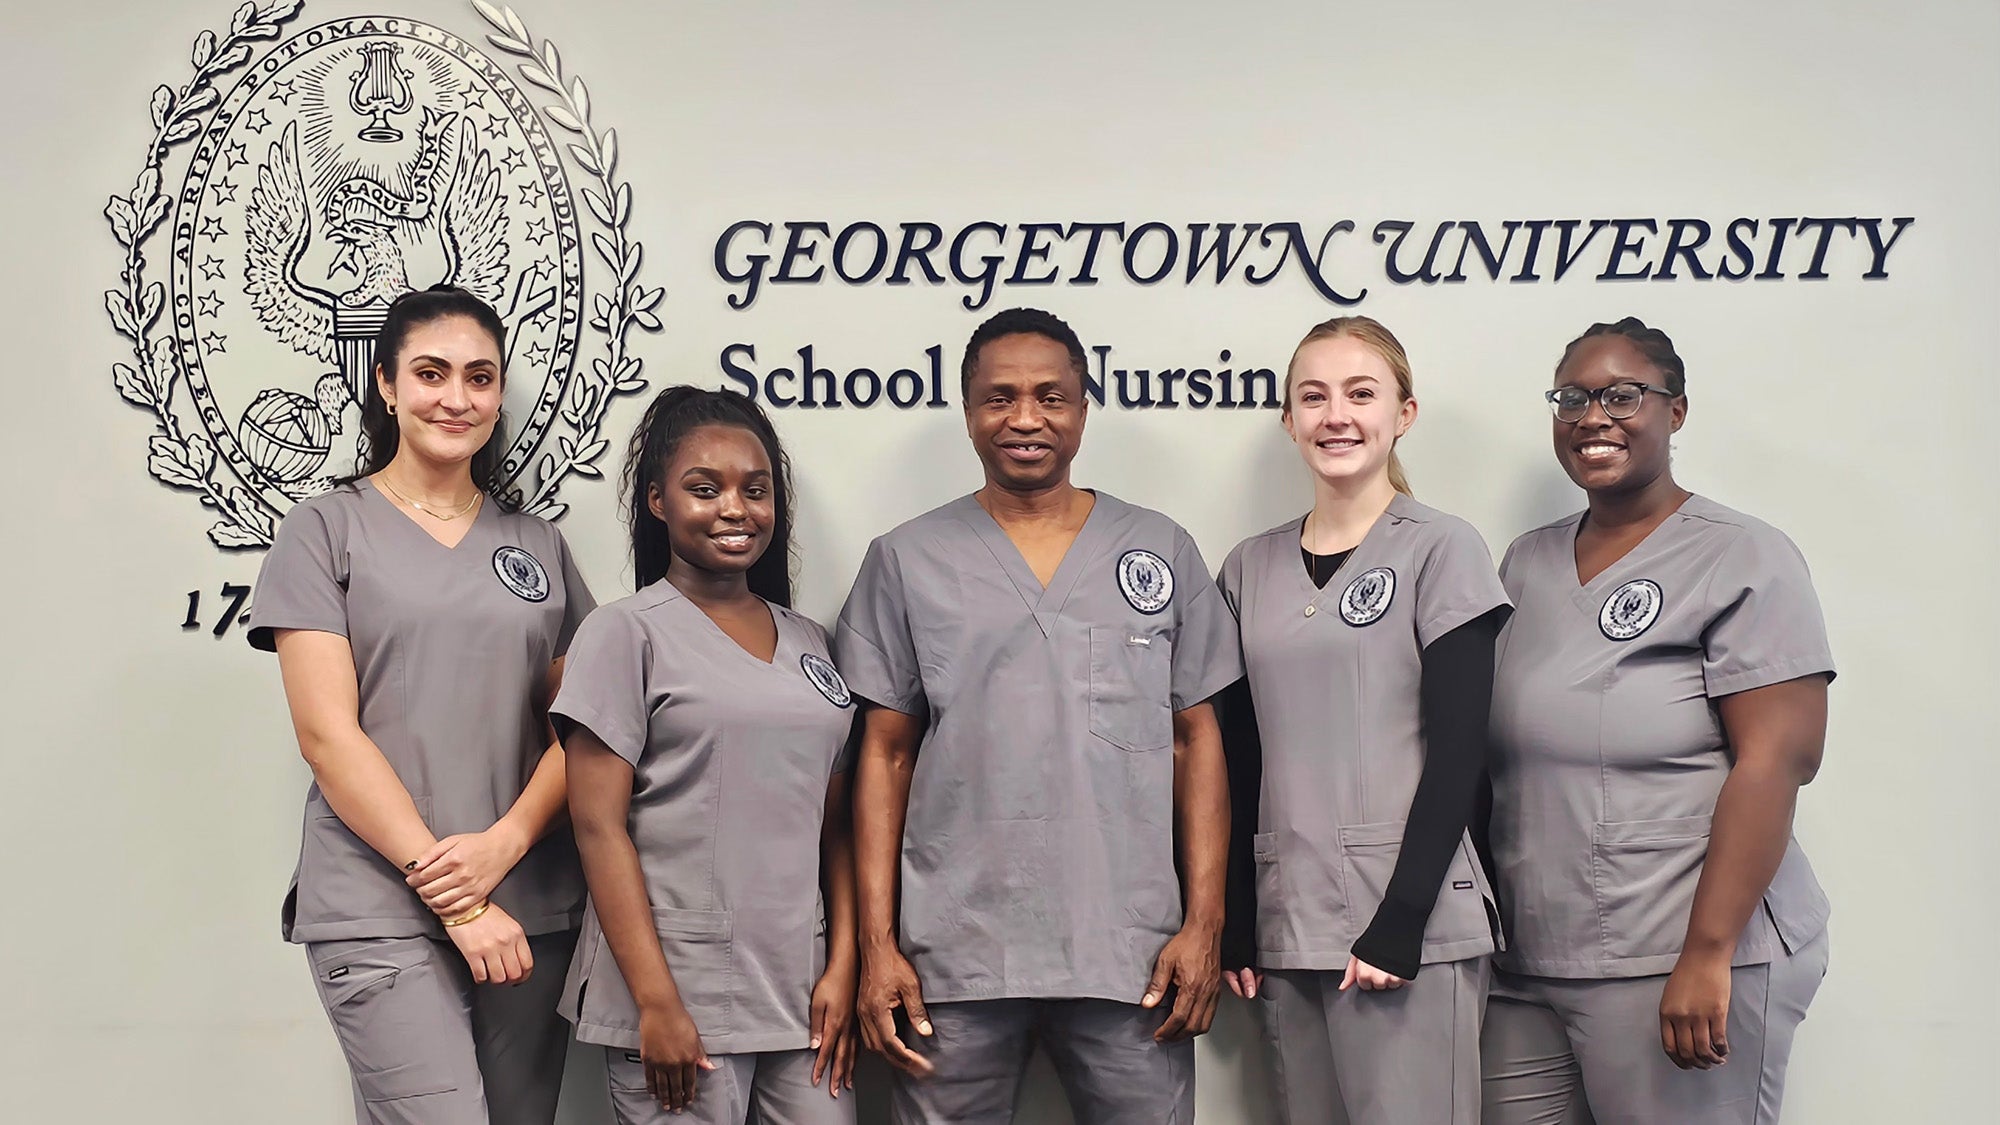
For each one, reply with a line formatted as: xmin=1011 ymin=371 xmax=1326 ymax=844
xmin=1088 ymin=626 xmax=1172 ymax=752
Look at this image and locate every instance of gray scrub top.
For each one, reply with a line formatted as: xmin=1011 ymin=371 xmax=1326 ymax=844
xmin=833 ymin=491 xmax=1244 ymax=1004
xmin=248 ymin=480 xmax=595 ymax=943
xmin=1219 ymin=494 xmax=1510 ymax=970
xmin=551 ymin=584 xmax=855 ymax=1054
xmin=1489 ymin=495 xmax=1834 ymax=979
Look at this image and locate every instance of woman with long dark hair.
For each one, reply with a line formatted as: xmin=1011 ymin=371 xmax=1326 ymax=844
xmin=248 ymin=285 xmax=595 ymax=1125
xmin=554 ymin=387 xmax=859 ymax=1124
xmin=1481 ymin=318 xmax=1834 ymax=1124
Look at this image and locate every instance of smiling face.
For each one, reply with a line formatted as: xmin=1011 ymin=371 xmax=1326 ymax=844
xmin=1283 ymin=334 xmax=1417 ymax=490
xmin=647 ymin=423 xmax=775 ymax=576
xmin=963 ymin=331 xmax=1087 ymax=494
xmin=1552 ymin=334 xmax=1686 ymax=496
xmin=375 ymin=314 xmax=504 ymax=469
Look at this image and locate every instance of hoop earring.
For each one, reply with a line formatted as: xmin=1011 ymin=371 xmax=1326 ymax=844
xmin=387 ymin=403 xmax=397 ymax=415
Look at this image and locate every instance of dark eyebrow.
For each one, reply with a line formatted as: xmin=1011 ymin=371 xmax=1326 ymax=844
xmin=405 ymin=354 xmax=499 ymax=370
xmin=678 ymin=465 xmax=772 ymax=480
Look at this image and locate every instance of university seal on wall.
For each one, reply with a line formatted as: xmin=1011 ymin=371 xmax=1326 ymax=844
xmin=103 ymin=0 xmax=662 ymax=550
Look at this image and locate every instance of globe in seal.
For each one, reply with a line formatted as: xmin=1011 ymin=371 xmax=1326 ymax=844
xmin=238 ymin=388 xmax=332 ymax=484
xmin=237 ymin=373 xmax=351 ymax=485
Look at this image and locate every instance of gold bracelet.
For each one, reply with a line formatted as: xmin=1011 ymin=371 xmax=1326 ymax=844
xmin=443 ymin=900 xmax=490 ymax=927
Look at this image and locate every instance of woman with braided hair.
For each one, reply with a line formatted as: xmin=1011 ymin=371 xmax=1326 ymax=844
xmin=1481 ymin=317 xmax=1835 ymax=1124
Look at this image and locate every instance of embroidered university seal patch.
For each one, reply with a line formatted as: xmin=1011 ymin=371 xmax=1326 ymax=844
xmin=1600 ymin=579 xmax=1663 ymax=640
xmin=1117 ymin=549 xmax=1174 ymax=614
xmin=491 ymin=545 xmax=549 ymax=602
xmin=1339 ymin=566 xmax=1396 ymax=626
xmin=801 ymin=653 xmax=852 ymax=708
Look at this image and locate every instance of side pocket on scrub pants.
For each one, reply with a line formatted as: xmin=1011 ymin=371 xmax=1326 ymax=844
xmin=310 ymin=937 xmax=460 ymax=1102
xmin=1088 ymin=625 xmax=1172 ymax=752
xmin=1591 ymin=814 xmax=1713 ymax=962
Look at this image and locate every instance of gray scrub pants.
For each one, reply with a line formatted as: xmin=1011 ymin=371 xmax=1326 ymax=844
xmin=1257 ymin=958 xmax=1489 ymax=1125
xmin=305 ymin=931 xmax=576 ymax=1125
xmin=890 ymin=998 xmax=1195 ymax=1125
xmin=604 ymin=1047 xmax=854 ymax=1125
xmin=1481 ymin=929 xmax=1829 ymax=1125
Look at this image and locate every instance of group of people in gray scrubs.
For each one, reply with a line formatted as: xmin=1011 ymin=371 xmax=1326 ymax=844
xmin=253 ymin=286 xmax=1835 ymax=1125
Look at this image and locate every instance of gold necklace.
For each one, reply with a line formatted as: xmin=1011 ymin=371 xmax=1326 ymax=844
xmin=1306 ymin=511 xmax=1330 ymax=603
xmin=377 ymin=474 xmax=482 ymax=521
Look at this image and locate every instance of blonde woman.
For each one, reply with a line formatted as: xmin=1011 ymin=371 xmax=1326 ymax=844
xmin=1218 ymin=316 xmax=1507 ymax=1124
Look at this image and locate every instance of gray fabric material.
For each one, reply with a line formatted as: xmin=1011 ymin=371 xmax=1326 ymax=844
xmin=1219 ymin=495 xmax=1508 ymax=970
xmin=552 ymin=585 xmax=852 ymax=1054
xmin=1489 ymin=495 xmax=1834 ymax=978
xmin=305 ymin=930 xmax=575 ymax=1125
xmin=888 ymin=999 xmax=1195 ymax=1125
xmin=1257 ymin=958 xmax=1488 ymax=1125
xmin=1481 ymin=926 xmax=1829 ymax=1125
xmin=252 ymin=480 xmax=595 ymax=943
xmin=603 ymin=1047 xmax=855 ymax=1125
xmin=833 ymin=492 xmax=1243 ymax=1003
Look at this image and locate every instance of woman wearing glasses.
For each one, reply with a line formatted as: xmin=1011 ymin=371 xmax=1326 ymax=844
xmin=1480 ymin=318 xmax=1834 ymax=1124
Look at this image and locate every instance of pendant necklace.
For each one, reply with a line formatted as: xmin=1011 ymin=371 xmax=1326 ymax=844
xmin=378 ymin=474 xmax=482 ymax=521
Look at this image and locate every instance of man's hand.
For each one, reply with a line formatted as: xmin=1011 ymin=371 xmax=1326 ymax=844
xmin=1143 ymin=924 xmax=1222 ymax=1041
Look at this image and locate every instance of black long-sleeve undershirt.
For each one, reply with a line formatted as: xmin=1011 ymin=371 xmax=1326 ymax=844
xmin=1222 ymin=552 xmax=1504 ymax=978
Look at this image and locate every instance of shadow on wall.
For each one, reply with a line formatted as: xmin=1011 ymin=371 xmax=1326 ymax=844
xmin=1235 ymin=424 xmax=1319 ymax=541
xmin=787 ymin=410 xmax=990 ymax=620
xmin=1507 ymin=460 xmax=1584 ymax=543
xmin=553 ymin=994 xmax=1280 ymax=1123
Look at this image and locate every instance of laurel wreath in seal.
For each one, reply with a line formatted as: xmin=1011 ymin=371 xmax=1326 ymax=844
xmin=102 ymin=0 xmax=661 ymax=548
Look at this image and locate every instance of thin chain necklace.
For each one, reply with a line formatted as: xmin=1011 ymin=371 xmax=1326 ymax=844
xmin=377 ymin=473 xmax=482 ymax=521
xmin=1306 ymin=510 xmax=1334 ymax=584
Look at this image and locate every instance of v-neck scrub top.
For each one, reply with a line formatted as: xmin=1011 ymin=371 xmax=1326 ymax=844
xmin=1219 ymin=494 xmax=1510 ymax=970
xmin=1488 ymin=495 xmax=1834 ymax=978
xmin=551 ymin=585 xmax=856 ymax=1054
xmin=833 ymin=492 xmax=1244 ymax=1004
xmin=248 ymin=480 xmax=596 ymax=943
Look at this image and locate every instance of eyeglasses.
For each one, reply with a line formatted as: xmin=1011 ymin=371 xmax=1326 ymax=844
xmin=1545 ymin=382 xmax=1676 ymax=423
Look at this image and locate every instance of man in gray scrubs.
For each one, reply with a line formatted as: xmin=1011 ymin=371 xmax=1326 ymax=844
xmin=835 ymin=308 xmax=1242 ymax=1125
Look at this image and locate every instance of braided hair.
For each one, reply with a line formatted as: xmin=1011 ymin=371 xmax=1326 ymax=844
xmin=1556 ymin=316 xmax=1687 ymax=396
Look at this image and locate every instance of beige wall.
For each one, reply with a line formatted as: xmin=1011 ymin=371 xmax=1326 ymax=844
xmin=3 ymin=0 xmax=1995 ymax=1120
